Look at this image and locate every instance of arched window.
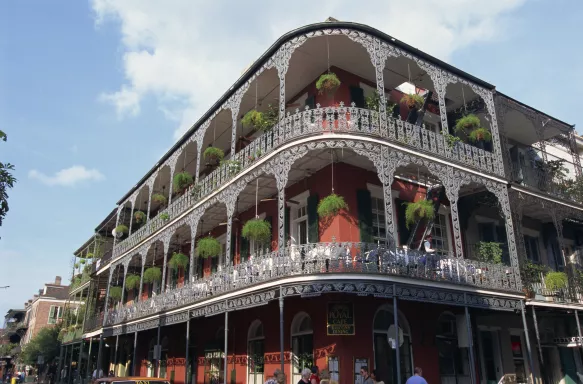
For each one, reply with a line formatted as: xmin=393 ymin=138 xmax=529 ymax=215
xmin=159 ymin=336 xmax=170 ymax=379
xmin=291 ymin=312 xmax=313 ymax=384
xmin=372 ymin=305 xmax=413 ymax=384
xmin=436 ymin=312 xmax=469 ymax=384
xmin=248 ymin=320 xmax=265 ymax=384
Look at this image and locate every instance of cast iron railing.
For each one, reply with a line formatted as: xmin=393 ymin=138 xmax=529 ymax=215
xmin=104 ymin=242 xmax=520 ymax=326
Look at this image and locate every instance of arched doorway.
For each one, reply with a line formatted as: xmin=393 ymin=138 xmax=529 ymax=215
xmin=435 ymin=312 xmax=469 ymax=384
xmin=248 ymin=320 xmax=265 ymax=384
xmin=291 ymin=312 xmax=313 ymax=384
xmin=372 ymin=305 xmax=413 ymax=384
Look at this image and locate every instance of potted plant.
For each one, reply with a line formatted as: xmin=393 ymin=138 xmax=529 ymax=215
xmin=365 ymin=90 xmax=396 ymax=114
xmin=143 ymin=266 xmax=162 ymax=284
xmin=134 ymin=210 xmax=146 ymax=224
xmin=468 ymin=127 xmax=492 ymax=143
xmin=152 ymin=193 xmax=167 ymax=206
xmin=316 ymin=73 xmax=341 ymax=96
xmin=196 ymin=236 xmax=221 ymax=259
xmin=242 ymin=106 xmax=278 ymax=132
xmin=442 ymin=130 xmax=463 ymax=150
xmin=522 ymin=260 xmax=547 ymax=298
xmin=454 ymin=114 xmax=481 ymax=133
xmin=404 ymin=200 xmax=435 ymax=229
xmin=108 ymin=286 xmax=122 ymax=301
xmin=221 ymin=159 xmax=242 ymax=176
xmin=74 ymin=263 xmax=80 ymax=269
xmin=79 ymin=259 xmax=86 ymax=265
xmin=475 ymin=241 xmax=503 ymax=264
xmin=544 ymin=271 xmax=568 ymax=292
xmin=168 ymin=252 xmax=189 ymax=270
xmin=160 ymin=212 xmax=170 ymax=221
xmin=400 ymin=94 xmax=424 ymax=110
xmin=242 ymin=218 xmax=272 ymax=244
xmin=173 ymin=172 xmax=193 ymax=194
xmin=317 ymin=194 xmax=348 ymax=218
xmin=115 ymin=224 xmax=129 ymax=236
xmin=124 ymin=274 xmax=141 ymax=291
xmin=204 ymin=146 xmax=225 ymax=165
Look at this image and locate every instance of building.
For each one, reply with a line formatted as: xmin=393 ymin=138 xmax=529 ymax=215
xmin=61 ymin=19 xmax=583 ymax=384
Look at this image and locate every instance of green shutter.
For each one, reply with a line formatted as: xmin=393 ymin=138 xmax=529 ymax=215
xmin=265 ymin=216 xmax=273 ymax=251
xmin=284 ymin=207 xmax=290 ymax=247
xmin=305 ymin=95 xmax=315 ymax=109
xmin=350 ymin=86 xmax=365 ymax=108
xmin=395 ymin=198 xmax=410 ymax=246
xmin=307 ymin=194 xmax=319 ymax=243
xmin=231 ymin=229 xmax=236 ymax=259
xmin=240 ymin=236 xmax=249 ymax=262
xmin=357 ymin=189 xmax=374 ymax=243
xmin=49 ymin=305 xmax=55 ymax=319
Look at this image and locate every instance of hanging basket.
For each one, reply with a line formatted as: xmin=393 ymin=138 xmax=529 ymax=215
xmin=143 ymin=267 xmax=162 ymax=284
xmin=204 ymin=146 xmax=225 ymax=164
xmin=468 ymin=127 xmax=492 ymax=143
xmin=404 ymin=200 xmax=435 ymax=229
xmin=173 ymin=172 xmax=193 ymax=194
xmin=242 ymin=218 xmax=272 ymax=243
xmin=316 ymin=73 xmax=341 ymax=97
xmin=196 ymin=236 xmax=221 ymax=259
xmin=168 ymin=252 xmax=189 ymax=270
xmin=400 ymin=94 xmax=424 ymax=110
xmin=152 ymin=193 xmax=167 ymax=206
xmin=317 ymin=194 xmax=348 ymax=218
xmin=109 ymin=286 xmax=123 ymax=301
xmin=125 ymin=274 xmax=141 ymax=291
xmin=115 ymin=224 xmax=129 ymax=235
xmin=134 ymin=210 xmax=146 ymax=224
xmin=454 ymin=114 xmax=481 ymax=134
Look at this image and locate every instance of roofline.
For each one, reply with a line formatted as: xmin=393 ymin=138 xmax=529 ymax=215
xmin=117 ymin=20 xmax=497 ymax=204
xmin=496 ymin=91 xmax=574 ymax=129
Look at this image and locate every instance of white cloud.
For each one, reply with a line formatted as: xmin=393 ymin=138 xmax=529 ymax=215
xmin=28 ymin=166 xmax=105 ymax=187
xmin=92 ymin=0 xmax=526 ymax=139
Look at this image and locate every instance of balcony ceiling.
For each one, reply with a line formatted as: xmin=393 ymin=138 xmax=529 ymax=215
xmin=504 ymin=108 xmax=570 ymax=147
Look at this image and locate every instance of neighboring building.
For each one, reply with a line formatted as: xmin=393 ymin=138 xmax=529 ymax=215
xmin=62 ymin=19 xmax=583 ymax=384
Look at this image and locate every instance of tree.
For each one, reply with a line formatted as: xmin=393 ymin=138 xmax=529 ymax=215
xmin=0 ymin=343 xmax=18 ymax=357
xmin=19 ymin=325 xmax=62 ymax=365
xmin=0 ymin=130 xmax=16 ymax=229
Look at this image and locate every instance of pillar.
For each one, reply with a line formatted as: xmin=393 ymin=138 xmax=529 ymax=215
xmin=520 ymin=300 xmax=537 ymax=383
xmin=279 ymin=287 xmax=284 ymax=373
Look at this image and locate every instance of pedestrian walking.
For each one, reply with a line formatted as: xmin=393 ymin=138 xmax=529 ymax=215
xmin=406 ymin=367 xmax=428 ymax=384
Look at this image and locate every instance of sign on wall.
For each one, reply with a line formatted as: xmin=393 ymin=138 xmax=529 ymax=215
xmin=327 ymin=302 xmax=355 ymax=335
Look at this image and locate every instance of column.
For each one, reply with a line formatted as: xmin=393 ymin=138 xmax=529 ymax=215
xmin=575 ymin=310 xmax=583 ymax=352
xmin=57 ymin=346 xmax=64 ymax=384
xmin=113 ymin=335 xmax=119 ymax=376
xmin=393 ymin=292 xmax=401 ymax=384
xmin=138 ymin=255 xmax=146 ymax=301
xmin=132 ymin=332 xmax=139 ymax=376
xmin=96 ymin=335 xmax=104 ymax=379
xmin=185 ymin=320 xmax=190 ymax=384
xmin=446 ymin=187 xmax=464 ymax=258
xmin=224 ymin=310 xmax=228 ymax=384
xmin=78 ymin=341 xmax=85 ymax=383
xmin=279 ymin=287 xmax=285 ymax=373
xmin=120 ymin=264 xmax=128 ymax=306
xmin=161 ymin=238 xmax=170 ymax=293
xmin=465 ymin=305 xmax=476 ymax=384
xmin=128 ymin=201 xmax=135 ymax=235
xmin=155 ymin=324 xmax=161 ymax=378
xmin=102 ymin=268 xmax=113 ymax=327
xmin=85 ymin=338 xmax=93 ymax=380
xmin=372 ymin=39 xmax=388 ymax=135
xmin=146 ymin=187 xmax=154 ymax=222
xmin=520 ymin=300 xmax=537 ymax=383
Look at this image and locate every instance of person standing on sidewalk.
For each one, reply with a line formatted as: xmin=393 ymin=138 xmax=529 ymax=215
xmin=406 ymin=367 xmax=428 ymax=384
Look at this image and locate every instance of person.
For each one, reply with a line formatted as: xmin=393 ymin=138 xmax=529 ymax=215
xmin=298 ymin=368 xmax=311 ymax=384
xmin=265 ymin=369 xmax=282 ymax=384
xmin=92 ymin=367 xmax=104 ymax=380
xmin=371 ymin=370 xmax=384 ymax=384
xmin=108 ymin=370 xmax=114 ymax=377
xmin=406 ymin=367 xmax=428 ymax=384
xmin=310 ymin=366 xmax=320 ymax=384
xmin=360 ymin=366 xmax=374 ymax=384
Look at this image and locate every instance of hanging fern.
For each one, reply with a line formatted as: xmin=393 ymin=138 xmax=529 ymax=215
xmin=468 ymin=127 xmax=492 ymax=143
xmin=400 ymin=94 xmax=424 ymax=110
xmin=152 ymin=193 xmax=167 ymax=206
xmin=134 ymin=210 xmax=146 ymax=224
xmin=79 ymin=259 xmax=86 ymax=265
xmin=125 ymin=274 xmax=141 ymax=291
xmin=115 ymin=224 xmax=129 ymax=235
xmin=454 ymin=114 xmax=482 ymax=133
xmin=168 ymin=252 xmax=189 ymax=270
xmin=404 ymin=200 xmax=435 ymax=229
xmin=242 ymin=218 xmax=272 ymax=243
xmin=242 ymin=105 xmax=279 ymax=132
xmin=204 ymin=146 xmax=225 ymax=163
xmin=143 ymin=267 xmax=162 ymax=283
xmin=173 ymin=172 xmax=193 ymax=193
xmin=317 ymin=194 xmax=348 ymax=218
xmin=242 ymin=110 xmax=264 ymax=129
xmin=196 ymin=236 xmax=221 ymax=259
xmin=108 ymin=286 xmax=123 ymax=301
xmin=316 ymin=73 xmax=341 ymax=95
xmin=74 ymin=263 xmax=80 ymax=269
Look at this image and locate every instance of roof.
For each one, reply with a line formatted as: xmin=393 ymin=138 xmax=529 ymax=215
xmin=496 ymin=91 xmax=574 ymax=130
xmin=116 ymin=20 xmax=496 ymax=204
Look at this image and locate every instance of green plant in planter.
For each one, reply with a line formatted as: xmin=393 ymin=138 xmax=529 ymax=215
xmin=115 ymin=224 xmax=129 ymax=235
xmin=522 ymin=260 xmax=548 ymax=286
xmin=160 ymin=212 xmax=170 ymax=221
xmin=365 ymin=91 xmax=395 ymax=114
xmin=404 ymin=200 xmax=435 ymax=229
xmin=454 ymin=114 xmax=481 ymax=134
xmin=152 ymin=193 xmax=167 ymax=206
xmin=85 ymin=252 xmax=94 ymax=259
xmin=74 ymin=263 xmax=80 ymax=269
xmin=125 ymin=274 xmax=141 ymax=291
xmin=468 ymin=127 xmax=492 ymax=143
xmin=108 ymin=286 xmax=123 ymax=301
xmin=169 ymin=252 xmax=189 ymax=270
xmin=143 ymin=267 xmax=162 ymax=284
xmin=242 ymin=218 xmax=272 ymax=244
xmin=475 ymin=241 xmax=503 ymax=264
xmin=134 ymin=210 xmax=146 ymax=224
xmin=189 ymin=183 xmax=202 ymax=199
xmin=221 ymin=159 xmax=242 ymax=176
xmin=545 ymin=271 xmax=568 ymax=291
xmin=196 ymin=236 xmax=221 ymax=259
xmin=400 ymin=94 xmax=424 ymax=110
xmin=316 ymin=73 xmax=341 ymax=95
xmin=242 ymin=106 xmax=279 ymax=132
xmin=442 ymin=131 xmax=462 ymax=149
xmin=204 ymin=146 xmax=225 ymax=164
xmin=317 ymin=194 xmax=348 ymax=218
xmin=173 ymin=172 xmax=193 ymax=193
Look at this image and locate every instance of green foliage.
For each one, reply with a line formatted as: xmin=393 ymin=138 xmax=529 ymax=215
xmin=173 ymin=172 xmax=193 ymax=193
xmin=400 ymin=93 xmax=424 ymax=109
xmin=545 ymin=271 xmax=568 ymax=291
xmin=79 ymin=259 xmax=86 ymax=264
xmin=242 ymin=218 xmax=272 ymax=243
xmin=134 ymin=210 xmax=146 ymax=223
xmin=404 ymin=199 xmax=435 ymax=229
xmin=316 ymin=73 xmax=341 ymax=94
xmin=143 ymin=267 xmax=162 ymax=283
xmin=152 ymin=193 xmax=167 ymax=206
xmin=317 ymin=194 xmax=348 ymax=218
xmin=125 ymin=274 xmax=141 ymax=290
xmin=115 ymin=224 xmax=129 ymax=235
xmin=169 ymin=252 xmax=189 ymax=270
xmin=538 ymin=159 xmax=568 ymax=185
xmin=0 ymin=343 xmax=17 ymax=357
xmin=242 ymin=105 xmax=278 ymax=132
xmin=562 ymin=177 xmax=583 ymax=203
xmin=365 ymin=91 xmax=395 ymax=114
xmin=204 ymin=146 xmax=225 ymax=163
xmin=74 ymin=262 xmax=80 ymax=269
xmin=160 ymin=212 xmax=170 ymax=221
xmin=85 ymin=252 xmax=94 ymax=259
xmin=475 ymin=241 xmax=503 ymax=264
xmin=455 ymin=114 xmax=482 ymax=133
xmin=442 ymin=131 xmax=463 ymax=149
xmin=0 ymin=130 xmax=16 ymax=230
xmin=196 ymin=236 xmax=221 ymax=258
xmin=19 ymin=325 xmax=61 ymax=365
xmin=468 ymin=127 xmax=492 ymax=143
xmin=109 ymin=286 xmax=123 ymax=301
xmin=221 ymin=159 xmax=242 ymax=176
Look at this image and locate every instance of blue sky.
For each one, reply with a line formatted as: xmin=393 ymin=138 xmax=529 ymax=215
xmin=0 ymin=0 xmax=582 ymax=318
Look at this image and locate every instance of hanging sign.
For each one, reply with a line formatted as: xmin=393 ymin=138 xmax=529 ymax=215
xmin=327 ymin=302 xmax=355 ymax=335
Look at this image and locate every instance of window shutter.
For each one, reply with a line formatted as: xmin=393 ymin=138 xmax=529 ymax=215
xmin=48 ymin=306 xmax=55 ymax=319
xmin=231 ymin=229 xmax=236 ymax=260
xmin=395 ymin=198 xmax=410 ymax=246
xmin=240 ymin=235 xmax=249 ymax=262
xmin=265 ymin=216 xmax=273 ymax=252
xmin=284 ymin=206 xmax=290 ymax=247
xmin=305 ymin=95 xmax=315 ymax=109
xmin=357 ymin=189 xmax=374 ymax=243
xmin=307 ymin=194 xmax=320 ymax=243
xmin=349 ymin=86 xmax=365 ymax=108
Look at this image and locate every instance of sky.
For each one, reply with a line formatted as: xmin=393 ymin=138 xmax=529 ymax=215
xmin=1 ymin=0 xmax=582 ymax=319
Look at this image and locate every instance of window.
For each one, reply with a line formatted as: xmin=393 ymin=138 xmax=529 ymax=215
xmin=371 ymin=197 xmax=386 ymax=243
xmin=523 ymin=236 xmax=540 ymax=262
xmin=431 ymin=214 xmax=449 ymax=256
xmin=293 ymin=205 xmax=308 ymax=246
xmin=248 ymin=320 xmax=265 ymax=384
xmin=510 ymin=335 xmax=527 ymax=383
xmin=48 ymin=306 xmax=62 ymax=324
xmin=477 ymin=222 xmax=509 ymax=264
xmin=436 ymin=313 xmax=468 ymax=380
xmin=373 ymin=306 xmax=413 ymax=384
xmin=291 ymin=312 xmax=313 ymax=384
